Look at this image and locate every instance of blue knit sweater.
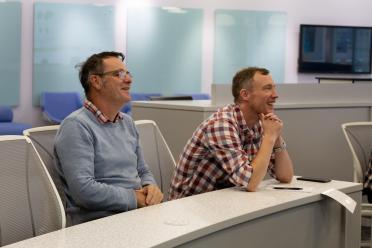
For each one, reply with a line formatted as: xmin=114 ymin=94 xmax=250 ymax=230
xmin=54 ymin=107 xmax=156 ymax=224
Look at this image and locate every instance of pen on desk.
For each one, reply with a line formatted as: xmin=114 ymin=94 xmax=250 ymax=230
xmin=273 ymin=187 xmax=303 ymax=190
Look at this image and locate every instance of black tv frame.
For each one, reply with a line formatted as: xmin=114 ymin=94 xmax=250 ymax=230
xmin=298 ymin=24 xmax=372 ymax=74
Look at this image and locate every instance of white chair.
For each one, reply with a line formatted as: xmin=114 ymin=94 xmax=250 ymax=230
xmin=135 ymin=120 xmax=176 ymax=201
xmin=23 ymin=125 xmax=65 ymax=210
xmin=342 ymin=122 xmax=372 ymax=248
xmin=0 ymin=136 xmax=65 ymax=246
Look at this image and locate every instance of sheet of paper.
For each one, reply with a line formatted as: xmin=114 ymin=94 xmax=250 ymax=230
xmin=321 ymin=188 xmax=356 ymax=213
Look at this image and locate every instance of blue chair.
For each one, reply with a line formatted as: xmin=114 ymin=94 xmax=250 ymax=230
xmin=122 ymin=93 xmax=162 ymax=114
xmin=131 ymin=93 xmax=162 ymax=101
xmin=175 ymin=93 xmax=210 ymax=100
xmin=41 ymin=92 xmax=83 ymax=124
xmin=0 ymin=106 xmax=32 ymax=135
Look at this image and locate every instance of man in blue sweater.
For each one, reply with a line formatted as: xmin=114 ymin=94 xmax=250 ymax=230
xmin=54 ymin=51 xmax=163 ymax=225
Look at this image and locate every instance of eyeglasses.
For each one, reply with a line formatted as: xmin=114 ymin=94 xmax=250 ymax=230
xmin=96 ymin=69 xmax=132 ymax=80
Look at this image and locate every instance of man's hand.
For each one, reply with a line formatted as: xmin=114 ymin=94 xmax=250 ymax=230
xmin=143 ymin=184 xmax=163 ymax=205
xmin=247 ymin=113 xmax=286 ymax=192
xmin=260 ymin=113 xmax=282 ymax=140
xmin=135 ymin=189 xmax=147 ymax=208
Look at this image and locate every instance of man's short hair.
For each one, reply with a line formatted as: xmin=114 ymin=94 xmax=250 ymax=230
xmin=231 ymin=67 xmax=270 ymax=103
xmin=77 ymin=51 xmax=125 ymax=95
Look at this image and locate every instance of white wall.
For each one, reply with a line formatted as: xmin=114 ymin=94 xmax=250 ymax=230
xmin=15 ymin=0 xmax=372 ymax=126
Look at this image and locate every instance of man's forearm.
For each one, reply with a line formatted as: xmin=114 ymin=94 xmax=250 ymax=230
xmin=273 ymin=138 xmax=294 ymax=183
xmin=247 ymin=135 xmax=276 ymax=191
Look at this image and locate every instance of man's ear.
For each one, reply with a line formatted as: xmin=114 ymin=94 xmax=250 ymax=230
xmin=239 ymin=88 xmax=251 ymax=101
xmin=89 ymin=75 xmax=102 ymax=90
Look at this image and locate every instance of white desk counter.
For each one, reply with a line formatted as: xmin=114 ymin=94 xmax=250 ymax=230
xmin=132 ymin=100 xmax=372 ymax=181
xmin=132 ymin=99 xmax=372 ymax=110
xmin=132 ymin=100 xmax=217 ymax=111
xmin=6 ymin=179 xmax=361 ymax=248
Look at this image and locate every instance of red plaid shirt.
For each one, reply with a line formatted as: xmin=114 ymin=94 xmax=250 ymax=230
xmin=84 ymin=100 xmax=123 ymax=124
xmin=169 ymin=104 xmax=276 ymax=200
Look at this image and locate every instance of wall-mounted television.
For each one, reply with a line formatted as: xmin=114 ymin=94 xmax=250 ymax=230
xmin=298 ymin=24 xmax=372 ymax=74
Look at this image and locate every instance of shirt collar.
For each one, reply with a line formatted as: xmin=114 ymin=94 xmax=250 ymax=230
xmin=84 ymin=99 xmax=123 ymax=124
xmin=233 ymin=103 xmax=262 ymax=134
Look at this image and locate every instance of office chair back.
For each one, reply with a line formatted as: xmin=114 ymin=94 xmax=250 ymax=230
xmin=0 ymin=106 xmax=32 ymax=135
xmin=135 ymin=120 xmax=176 ymax=200
xmin=41 ymin=92 xmax=82 ymax=124
xmin=0 ymin=136 xmax=65 ymax=246
xmin=342 ymin=122 xmax=372 ymax=248
xmin=0 ymin=106 xmax=13 ymax=122
xmin=342 ymin=122 xmax=372 ymax=183
xmin=23 ymin=126 xmax=66 ymax=210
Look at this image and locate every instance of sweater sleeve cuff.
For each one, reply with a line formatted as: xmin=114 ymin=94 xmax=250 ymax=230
xmin=127 ymin=189 xmax=137 ymax=210
xmin=141 ymin=178 xmax=158 ymax=187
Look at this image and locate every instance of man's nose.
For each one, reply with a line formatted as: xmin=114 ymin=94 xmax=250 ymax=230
xmin=124 ymin=74 xmax=132 ymax=84
xmin=272 ymin=89 xmax=278 ymax=99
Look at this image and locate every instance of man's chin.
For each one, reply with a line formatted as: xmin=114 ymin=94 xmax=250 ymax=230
xmin=121 ymin=92 xmax=131 ymax=102
xmin=263 ymin=108 xmax=275 ymax=114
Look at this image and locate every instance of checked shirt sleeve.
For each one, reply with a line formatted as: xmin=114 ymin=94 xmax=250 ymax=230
xmin=205 ymin=119 xmax=254 ymax=188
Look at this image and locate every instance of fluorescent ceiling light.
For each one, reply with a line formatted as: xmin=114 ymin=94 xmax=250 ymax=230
xmin=162 ymin=6 xmax=187 ymax=14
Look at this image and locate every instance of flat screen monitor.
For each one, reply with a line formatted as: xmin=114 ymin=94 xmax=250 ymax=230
xmin=298 ymin=24 xmax=372 ymax=74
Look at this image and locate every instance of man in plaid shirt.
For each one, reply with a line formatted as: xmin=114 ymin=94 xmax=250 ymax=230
xmin=169 ymin=67 xmax=294 ymax=200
